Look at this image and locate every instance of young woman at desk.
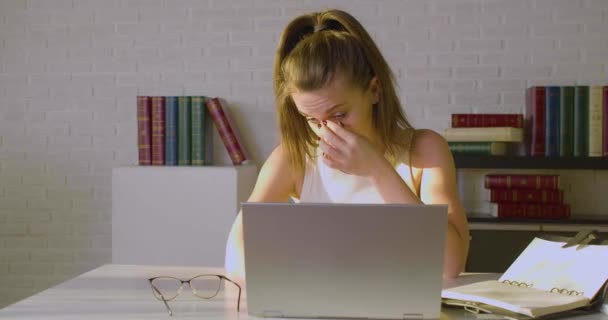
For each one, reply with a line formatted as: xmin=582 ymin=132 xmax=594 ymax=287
xmin=225 ymin=9 xmax=469 ymax=281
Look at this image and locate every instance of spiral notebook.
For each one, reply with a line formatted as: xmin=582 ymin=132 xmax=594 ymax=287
xmin=442 ymin=234 xmax=608 ymax=318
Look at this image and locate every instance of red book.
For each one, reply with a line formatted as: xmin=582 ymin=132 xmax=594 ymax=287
xmin=137 ymin=96 xmax=152 ymax=165
xmin=486 ymin=188 xmax=563 ymax=204
xmin=603 ymin=86 xmax=608 ymax=157
xmin=451 ymin=114 xmax=524 ymax=128
xmin=151 ymin=96 xmax=166 ymax=166
xmin=490 ymin=203 xmax=570 ymax=219
xmin=484 ymin=174 xmax=560 ymax=190
xmin=525 ymin=87 xmax=546 ymax=156
xmin=205 ymin=98 xmax=249 ymax=165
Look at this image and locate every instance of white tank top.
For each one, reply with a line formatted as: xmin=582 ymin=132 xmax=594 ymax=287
xmin=297 ymin=130 xmax=418 ymax=203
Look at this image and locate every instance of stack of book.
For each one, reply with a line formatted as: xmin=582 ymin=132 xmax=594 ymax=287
xmin=444 ymin=113 xmax=524 ymax=156
xmin=137 ymin=96 xmax=249 ymax=166
xmin=526 ymin=86 xmax=607 ymax=157
xmin=483 ymin=173 xmax=570 ymax=220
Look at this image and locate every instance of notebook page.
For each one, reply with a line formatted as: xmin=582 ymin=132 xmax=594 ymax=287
xmin=499 ymin=238 xmax=608 ymax=299
xmin=442 ymin=280 xmax=589 ymax=317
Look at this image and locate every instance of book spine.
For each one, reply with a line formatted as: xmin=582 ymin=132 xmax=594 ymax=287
xmin=492 ymin=203 xmax=570 ymax=219
xmin=488 ymin=189 xmax=564 ymax=204
xmin=443 ymin=127 xmax=523 ymax=142
xmin=137 ymin=96 xmax=152 ymax=165
xmin=484 ymin=174 xmax=560 ymax=189
xmin=206 ymin=97 xmax=248 ymax=165
xmin=526 ymin=87 xmax=546 ymax=156
xmin=191 ymin=96 xmax=207 ymax=166
xmin=164 ymin=96 xmax=178 ymax=166
xmin=573 ymin=86 xmax=589 ymax=157
xmin=451 ymin=114 xmax=524 ymax=128
xmin=545 ymin=86 xmax=560 ymax=157
xmin=589 ymin=86 xmax=603 ymax=157
xmin=178 ymin=96 xmax=191 ymax=166
xmin=559 ymin=86 xmax=574 ymax=157
xmin=604 ymin=86 xmax=608 ymax=157
xmin=448 ymin=142 xmax=504 ymax=156
xmin=150 ymin=96 xmax=166 ymax=165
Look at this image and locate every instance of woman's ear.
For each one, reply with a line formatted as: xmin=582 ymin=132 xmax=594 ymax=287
xmin=368 ymin=76 xmax=381 ymax=104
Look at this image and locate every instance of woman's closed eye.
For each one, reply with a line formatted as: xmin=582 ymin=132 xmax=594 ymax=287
xmin=331 ymin=112 xmax=346 ymax=120
xmin=305 ymin=112 xmax=346 ymax=125
xmin=306 ymin=117 xmax=320 ymax=125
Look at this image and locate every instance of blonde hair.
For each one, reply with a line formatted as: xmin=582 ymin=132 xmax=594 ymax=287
xmin=274 ymin=9 xmax=413 ymax=172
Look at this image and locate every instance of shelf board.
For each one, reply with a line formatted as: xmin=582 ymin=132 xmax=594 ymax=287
xmin=454 ymin=155 xmax=608 ymax=169
xmin=467 ymin=215 xmax=608 ymax=225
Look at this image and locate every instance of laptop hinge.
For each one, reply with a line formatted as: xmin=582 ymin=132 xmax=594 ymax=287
xmin=262 ymin=310 xmax=284 ymax=318
xmin=403 ymin=313 xmax=424 ymax=320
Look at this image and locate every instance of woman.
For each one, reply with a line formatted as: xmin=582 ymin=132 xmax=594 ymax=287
xmin=225 ymin=9 xmax=469 ymax=283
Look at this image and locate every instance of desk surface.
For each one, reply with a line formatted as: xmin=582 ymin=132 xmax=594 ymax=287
xmin=0 ymin=264 xmax=606 ymax=320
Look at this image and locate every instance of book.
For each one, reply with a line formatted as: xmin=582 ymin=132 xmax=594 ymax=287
xmin=443 ymin=236 xmax=608 ymax=318
xmin=177 ymin=96 xmax=191 ymax=166
xmin=448 ymin=142 xmax=507 ymax=156
xmin=559 ymin=86 xmax=574 ymax=157
xmin=485 ymin=188 xmax=563 ymax=204
xmin=545 ymin=86 xmax=560 ymax=157
xmin=444 ymin=127 xmax=523 ymax=142
xmin=451 ymin=114 xmax=524 ymax=128
xmin=164 ymin=96 xmax=178 ymax=166
xmin=150 ymin=96 xmax=166 ymax=166
xmin=573 ymin=86 xmax=589 ymax=157
xmin=206 ymin=97 xmax=249 ymax=165
xmin=589 ymin=86 xmax=603 ymax=157
xmin=525 ymin=87 xmax=546 ymax=156
xmin=137 ymin=96 xmax=152 ymax=165
xmin=191 ymin=96 xmax=213 ymax=166
xmin=488 ymin=203 xmax=570 ymax=219
xmin=484 ymin=174 xmax=560 ymax=190
xmin=604 ymin=86 xmax=608 ymax=157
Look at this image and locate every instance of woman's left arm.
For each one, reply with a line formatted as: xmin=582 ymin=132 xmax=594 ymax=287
xmin=412 ymin=130 xmax=469 ymax=278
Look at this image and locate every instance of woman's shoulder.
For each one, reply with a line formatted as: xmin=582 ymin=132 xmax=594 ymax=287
xmin=260 ymin=144 xmax=299 ymax=179
xmin=248 ymin=144 xmax=301 ymax=202
xmin=409 ymin=128 xmax=452 ymax=167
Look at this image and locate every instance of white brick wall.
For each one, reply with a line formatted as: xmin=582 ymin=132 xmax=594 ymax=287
xmin=0 ymin=0 xmax=607 ymax=308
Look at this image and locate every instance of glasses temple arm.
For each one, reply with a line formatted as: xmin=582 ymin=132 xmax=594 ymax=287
xmin=150 ymin=282 xmax=174 ymax=317
xmin=220 ymin=276 xmax=242 ymax=312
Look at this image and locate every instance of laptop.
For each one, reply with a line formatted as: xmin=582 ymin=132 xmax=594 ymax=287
xmin=241 ymin=202 xmax=448 ymax=319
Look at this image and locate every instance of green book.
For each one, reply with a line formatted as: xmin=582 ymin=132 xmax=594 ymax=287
xmin=177 ymin=96 xmax=191 ymax=166
xmin=191 ymin=96 xmax=208 ymax=166
xmin=448 ymin=142 xmax=506 ymax=156
xmin=559 ymin=86 xmax=574 ymax=157
xmin=573 ymin=86 xmax=589 ymax=157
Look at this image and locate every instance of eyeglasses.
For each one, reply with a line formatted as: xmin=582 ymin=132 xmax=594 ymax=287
xmin=148 ymin=274 xmax=241 ymax=316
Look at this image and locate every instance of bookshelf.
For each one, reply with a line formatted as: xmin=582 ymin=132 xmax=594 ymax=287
xmin=455 ymin=155 xmax=608 ymax=227
xmin=455 ymin=155 xmax=608 ymax=272
xmin=454 ymin=155 xmax=608 ymax=170
xmin=112 ymin=164 xmax=258 ymax=268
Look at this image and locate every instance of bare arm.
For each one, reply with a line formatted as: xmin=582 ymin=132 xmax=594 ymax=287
xmin=414 ymin=130 xmax=469 ymax=278
xmin=225 ymin=145 xmax=296 ymax=284
xmin=369 ymin=130 xmax=469 ymax=278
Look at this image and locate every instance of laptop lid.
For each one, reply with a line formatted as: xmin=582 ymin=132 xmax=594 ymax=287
xmin=242 ymin=202 xmax=448 ymax=319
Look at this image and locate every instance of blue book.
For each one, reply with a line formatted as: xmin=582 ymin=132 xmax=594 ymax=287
xmin=545 ymin=86 xmax=560 ymax=157
xmin=164 ymin=96 xmax=179 ymax=166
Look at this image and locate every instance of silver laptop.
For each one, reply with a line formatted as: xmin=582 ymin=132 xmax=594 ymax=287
xmin=241 ymin=202 xmax=448 ymax=319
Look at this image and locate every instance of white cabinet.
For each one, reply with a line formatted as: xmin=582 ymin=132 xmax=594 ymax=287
xmin=112 ymin=164 xmax=257 ymax=267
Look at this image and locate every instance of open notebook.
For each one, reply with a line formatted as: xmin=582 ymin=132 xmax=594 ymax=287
xmin=442 ymin=234 xmax=608 ymax=318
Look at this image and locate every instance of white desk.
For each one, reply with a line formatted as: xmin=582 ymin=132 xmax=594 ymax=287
xmin=0 ymin=264 xmax=606 ymax=320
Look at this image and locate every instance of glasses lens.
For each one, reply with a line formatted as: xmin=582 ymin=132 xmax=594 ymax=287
xmin=150 ymin=277 xmax=181 ymax=301
xmin=190 ymin=275 xmax=222 ymax=298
